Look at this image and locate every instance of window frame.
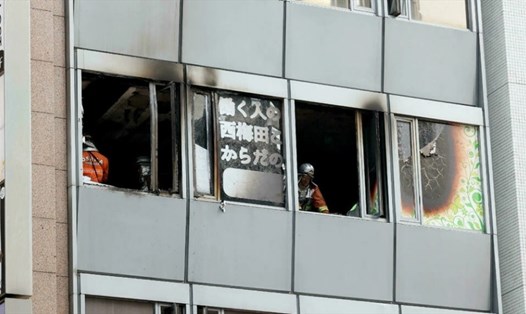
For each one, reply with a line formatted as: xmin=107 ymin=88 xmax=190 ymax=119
xmin=289 ymin=81 xmax=391 ymax=220
xmin=191 ymin=284 xmax=297 ymax=314
xmin=78 ymin=70 xmax=183 ymax=196
xmin=385 ymin=0 xmax=476 ymax=31
xmin=393 ymin=116 xmax=421 ymax=223
xmin=79 ymin=274 xmax=190 ymax=314
xmin=293 ymin=100 xmax=389 ymax=219
xmin=290 ymin=0 xmax=378 ymax=14
xmin=389 ymin=95 xmax=490 ymax=233
xmin=189 ymin=87 xmax=288 ymax=208
xmin=392 ymin=115 xmax=487 ymax=231
xmin=75 ymin=50 xmax=185 ymax=196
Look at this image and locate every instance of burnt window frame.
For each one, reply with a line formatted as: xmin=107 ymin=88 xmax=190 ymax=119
xmin=79 ymin=70 xmax=182 ymax=196
xmin=393 ymin=115 xmax=486 ymax=231
xmin=189 ymin=87 xmax=287 ymax=208
xmin=293 ymin=100 xmax=389 ymax=220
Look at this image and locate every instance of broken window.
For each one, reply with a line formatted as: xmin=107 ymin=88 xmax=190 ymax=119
xmin=295 ymin=102 xmax=387 ymax=218
xmin=81 ymin=72 xmax=181 ymax=194
xmin=395 ymin=117 xmax=484 ymax=231
xmin=387 ymin=0 xmax=468 ymax=29
xmin=191 ymin=89 xmax=285 ymax=207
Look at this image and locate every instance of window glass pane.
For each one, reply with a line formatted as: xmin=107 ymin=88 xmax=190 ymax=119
xmin=296 ymin=103 xmax=358 ymax=215
xmin=419 ymin=121 xmax=484 ymax=231
xmin=354 ymin=0 xmax=372 ymax=9
xmin=198 ymin=307 xmax=280 ymax=314
xmin=161 ymin=304 xmax=186 ymax=314
xmin=397 ymin=120 xmax=417 ymax=219
xmin=85 ymin=297 xmax=154 ymax=314
xmin=388 ymin=0 xmax=406 ymax=16
xmin=197 ymin=307 xmax=221 ymax=314
xmin=217 ymin=93 xmax=285 ymax=206
xmin=296 ymin=0 xmax=348 ymax=9
xmin=157 ymin=84 xmax=179 ymax=193
xmin=193 ymin=92 xmax=214 ymax=195
xmin=411 ymin=0 xmax=467 ymax=29
xmin=362 ymin=112 xmax=385 ymax=217
xmin=224 ymin=310 xmax=278 ymax=314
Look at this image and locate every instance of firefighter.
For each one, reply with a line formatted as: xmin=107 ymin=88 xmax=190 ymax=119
xmin=82 ymin=135 xmax=109 ymax=183
xmin=298 ymin=163 xmax=329 ymax=213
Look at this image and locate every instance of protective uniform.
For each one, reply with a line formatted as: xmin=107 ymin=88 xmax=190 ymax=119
xmin=82 ymin=137 xmax=109 ymax=183
xmin=298 ymin=163 xmax=329 ymax=213
xmin=299 ymin=182 xmax=329 ymax=213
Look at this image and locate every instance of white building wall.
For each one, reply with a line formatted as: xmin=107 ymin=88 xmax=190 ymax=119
xmin=482 ymin=0 xmax=526 ymax=312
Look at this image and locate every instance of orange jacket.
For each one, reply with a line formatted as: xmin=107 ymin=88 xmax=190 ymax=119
xmin=299 ymin=183 xmax=329 ymax=213
xmin=83 ymin=150 xmax=109 ymax=183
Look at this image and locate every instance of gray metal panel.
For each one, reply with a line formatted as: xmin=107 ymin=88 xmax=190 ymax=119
xmin=75 ymin=0 xmax=179 ymax=61
xmin=77 ymin=187 xmax=186 ymax=280
xmin=295 ymin=213 xmax=394 ymax=301
xmin=286 ymin=3 xmax=382 ymax=91
xmin=188 ymin=201 xmax=292 ymax=291
xmin=76 ymin=50 xmax=184 ymax=82
xmin=384 ymin=19 xmax=478 ymax=106
xmin=389 ymin=95 xmax=484 ymax=126
xmin=290 ymin=81 xmax=387 ymax=111
xmin=182 ymin=0 xmax=283 ymax=77
xmin=396 ymin=224 xmax=492 ymax=311
xmin=4 ymin=298 xmax=32 ymax=314
xmin=299 ymin=296 xmax=399 ymax=314
xmin=80 ymin=274 xmax=190 ymax=304
xmin=4 ymin=0 xmax=32 ymax=296
xmin=401 ymin=305 xmax=493 ymax=314
xmin=187 ymin=66 xmax=288 ymax=98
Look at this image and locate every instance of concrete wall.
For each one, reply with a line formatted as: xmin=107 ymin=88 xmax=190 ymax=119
xmin=30 ymin=0 xmax=69 ymax=313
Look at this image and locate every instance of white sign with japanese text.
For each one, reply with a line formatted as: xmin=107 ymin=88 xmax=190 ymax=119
xmin=218 ymin=93 xmax=284 ymax=205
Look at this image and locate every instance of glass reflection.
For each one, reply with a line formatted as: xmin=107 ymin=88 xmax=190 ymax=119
xmin=297 ymin=0 xmax=348 ymax=9
xmin=354 ymin=0 xmax=372 ymax=9
xmin=193 ymin=92 xmax=214 ymax=195
xmin=397 ymin=120 xmax=417 ymax=219
xmin=363 ymin=112 xmax=384 ymax=217
xmin=411 ymin=0 xmax=467 ymax=29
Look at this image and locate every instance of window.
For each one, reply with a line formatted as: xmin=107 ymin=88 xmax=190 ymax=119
xmin=295 ymin=102 xmax=387 ymax=218
xmin=160 ymin=303 xmax=186 ymax=314
xmin=388 ymin=0 xmax=468 ymax=29
xmin=198 ymin=307 xmax=281 ymax=314
xmin=81 ymin=72 xmax=181 ymax=194
xmin=395 ymin=117 xmax=484 ymax=231
xmin=86 ymin=297 xmax=154 ymax=314
xmin=191 ymin=89 xmax=285 ymax=207
xmin=85 ymin=297 xmax=186 ymax=314
xmin=294 ymin=0 xmax=374 ymax=11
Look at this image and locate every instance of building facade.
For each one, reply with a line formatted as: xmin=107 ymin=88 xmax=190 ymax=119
xmin=2 ymin=0 xmax=522 ymax=313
